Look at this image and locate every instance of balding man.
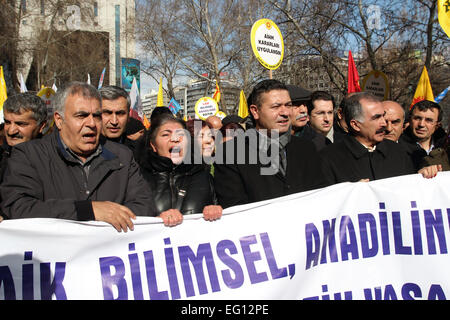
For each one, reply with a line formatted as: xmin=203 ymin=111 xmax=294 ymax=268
xmin=206 ymin=115 xmax=222 ymax=130
xmin=382 ymin=100 xmax=405 ymax=142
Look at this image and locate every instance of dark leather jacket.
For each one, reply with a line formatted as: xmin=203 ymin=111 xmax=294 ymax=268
xmin=139 ymin=149 xmax=218 ymax=215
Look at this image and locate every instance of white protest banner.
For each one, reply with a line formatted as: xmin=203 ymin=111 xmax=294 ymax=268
xmin=250 ymin=19 xmax=284 ymax=70
xmin=1 ymin=173 xmax=450 ymax=300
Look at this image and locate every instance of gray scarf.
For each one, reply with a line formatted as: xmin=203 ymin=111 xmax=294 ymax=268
xmin=254 ymin=127 xmax=291 ymax=176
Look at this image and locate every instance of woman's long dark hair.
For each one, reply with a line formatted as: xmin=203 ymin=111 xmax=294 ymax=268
xmin=135 ymin=114 xmax=186 ymax=165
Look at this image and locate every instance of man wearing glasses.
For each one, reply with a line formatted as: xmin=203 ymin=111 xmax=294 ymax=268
xmin=286 ymin=85 xmax=329 ymax=151
xmin=307 ymin=91 xmax=336 ymax=144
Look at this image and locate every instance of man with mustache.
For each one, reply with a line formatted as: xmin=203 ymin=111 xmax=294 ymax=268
xmin=308 ymin=91 xmax=336 ymax=143
xmin=287 ymin=85 xmax=328 ymax=151
xmin=0 ymin=93 xmax=48 ymax=222
xmin=214 ymin=79 xmax=327 ymax=208
xmin=1 ymin=93 xmax=48 ymax=179
xmin=3 ymin=93 xmax=47 ymax=147
xmin=319 ymin=92 xmax=417 ymax=185
xmin=0 ymin=82 xmax=156 ymax=232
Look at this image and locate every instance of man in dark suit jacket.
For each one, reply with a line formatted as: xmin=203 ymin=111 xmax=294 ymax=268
xmin=320 ymin=92 xmax=416 ymax=185
xmin=214 ymin=79 xmax=327 ymax=208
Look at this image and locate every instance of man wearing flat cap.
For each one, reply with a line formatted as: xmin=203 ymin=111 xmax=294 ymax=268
xmin=286 ymin=84 xmax=328 ymax=151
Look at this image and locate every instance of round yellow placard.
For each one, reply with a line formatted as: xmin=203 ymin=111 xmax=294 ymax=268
xmin=194 ymin=97 xmax=219 ymax=120
xmin=361 ymin=70 xmax=390 ymax=101
xmin=250 ymin=19 xmax=284 ymax=70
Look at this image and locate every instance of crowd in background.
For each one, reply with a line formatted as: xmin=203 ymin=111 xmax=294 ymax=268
xmin=0 ymin=79 xmax=448 ymax=231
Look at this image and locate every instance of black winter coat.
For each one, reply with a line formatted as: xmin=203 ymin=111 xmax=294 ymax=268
xmin=320 ymin=135 xmax=416 ymax=185
xmin=213 ymin=131 xmax=328 ymax=209
xmin=0 ymin=142 xmax=11 ymax=220
xmin=293 ymin=124 xmax=329 ymax=151
xmin=139 ymin=149 xmax=218 ymax=215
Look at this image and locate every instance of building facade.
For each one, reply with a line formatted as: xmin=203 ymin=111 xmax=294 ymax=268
xmin=15 ymin=0 xmax=135 ymax=89
xmin=142 ymin=80 xmax=240 ymax=120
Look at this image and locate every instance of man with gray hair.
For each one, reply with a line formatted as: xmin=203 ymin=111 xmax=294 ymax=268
xmin=1 ymin=93 xmax=48 ymax=177
xmin=3 ymin=92 xmax=47 ymax=147
xmin=0 ymin=82 xmax=156 ymax=231
xmin=319 ymin=92 xmax=416 ymax=185
xmin=0 ymin=93 xmax=48 ymax=222
xmin=99 ymin=85 xmax=131 ymax=142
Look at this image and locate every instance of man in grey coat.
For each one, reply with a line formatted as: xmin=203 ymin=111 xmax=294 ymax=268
xmin=0 ymin=82 xmax=156 ymax=232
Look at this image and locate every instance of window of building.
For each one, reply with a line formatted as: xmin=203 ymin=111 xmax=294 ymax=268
xmin=94 ymin=2 xmax=98 ymax=16
xmin=40 ymin=0 xmax=45 ymax=15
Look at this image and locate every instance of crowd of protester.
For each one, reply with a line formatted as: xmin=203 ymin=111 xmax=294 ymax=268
xmin=0 ymin=79 xmax=448 ymax=231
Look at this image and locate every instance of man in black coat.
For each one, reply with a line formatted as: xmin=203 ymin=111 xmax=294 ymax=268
xmin=320 ymin=92 xmax=416 ymax=185
xmin=99 ymin=85 xmax=141 ymax=153
xmin=0 ymin=93 xmax=48 ymax=181
xmin=0 ymin=93 xmax=48 ymax=222
xmin=286 ymin=84 xmax=329 ymax=151
xmin=399 ymin=100 xmax=447 ymax=171
xmin=0 ymin=82 xmax=156 ymax=232
xmin=214 ymin=79 xmax=327 ymax=208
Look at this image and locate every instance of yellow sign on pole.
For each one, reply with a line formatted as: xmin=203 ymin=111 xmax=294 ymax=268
xmin=250 ymin=19 xmax=284 ymax=71
xmin=361 ymin=70 xmax=390 ymax=101
xmin=37 ymin=87 xmax=56 ymax=134
xmin=194 ymin=97 xmax=219 ymax=120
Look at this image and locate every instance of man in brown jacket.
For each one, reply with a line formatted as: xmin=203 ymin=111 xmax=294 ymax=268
xmin=0 ymin=82 xmax=156 ymax=232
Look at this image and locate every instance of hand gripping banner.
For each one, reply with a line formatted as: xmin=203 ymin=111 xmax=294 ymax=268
xmin=1 ymin=172 xmax=450 ymax=300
